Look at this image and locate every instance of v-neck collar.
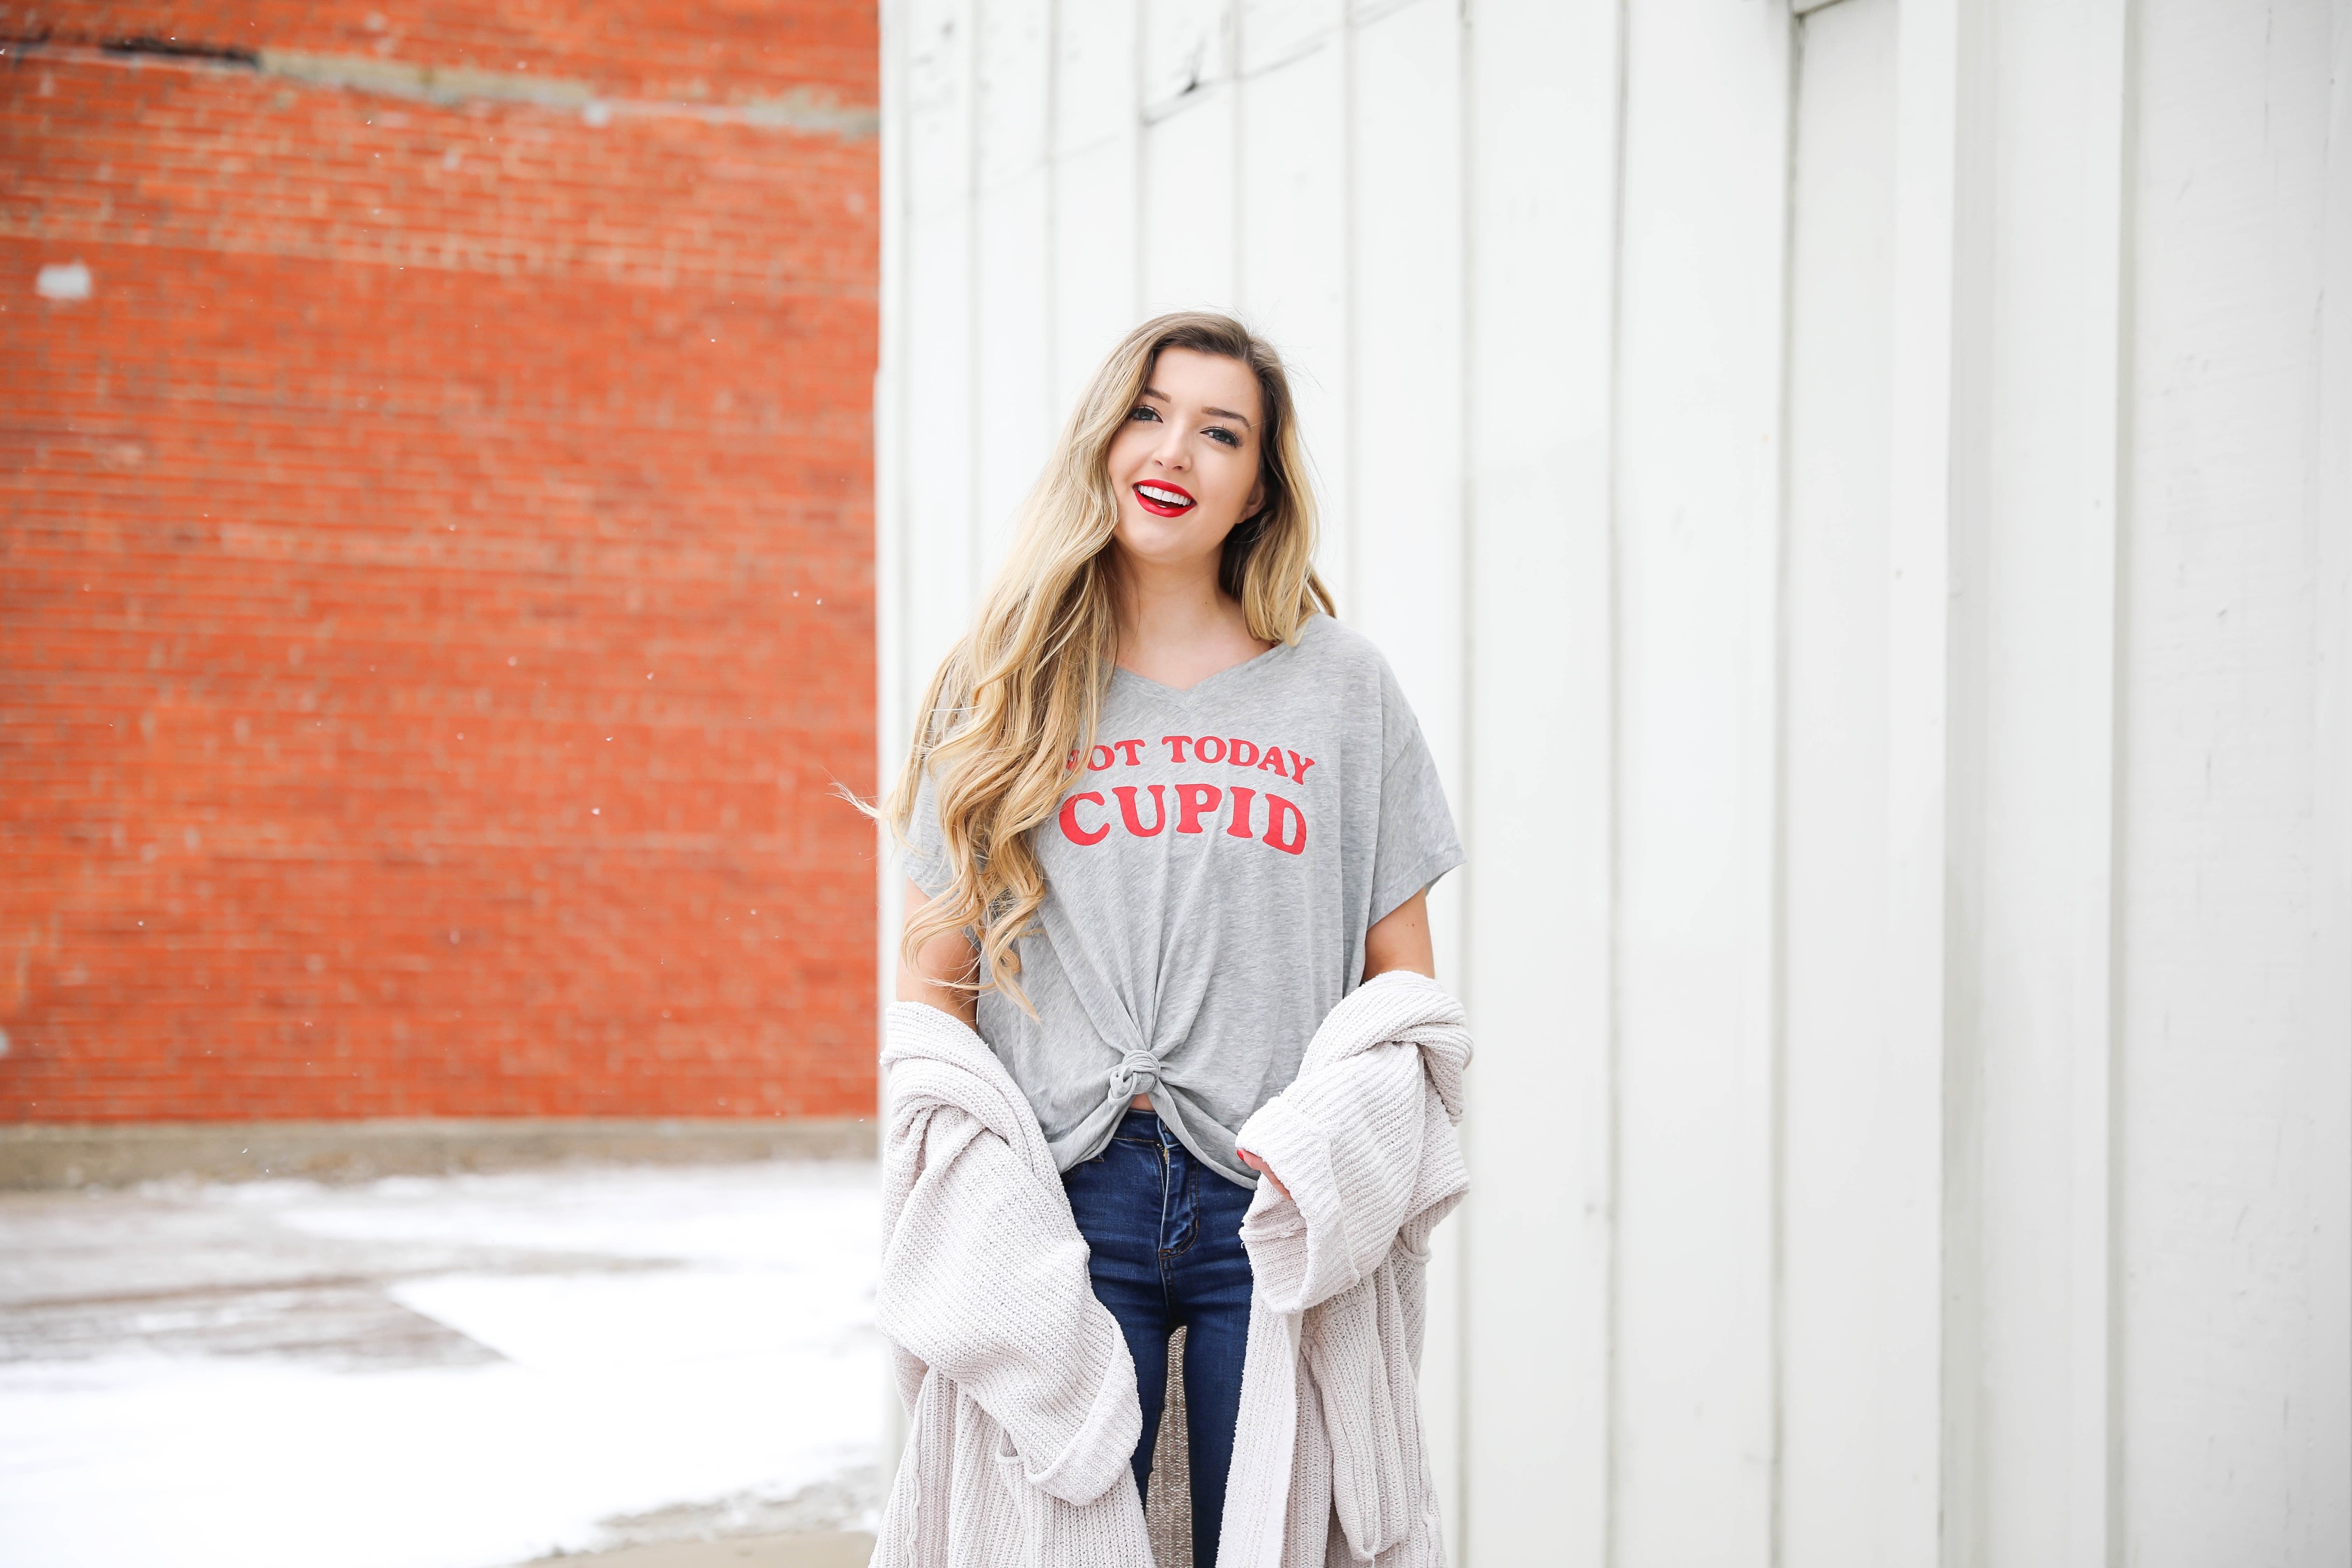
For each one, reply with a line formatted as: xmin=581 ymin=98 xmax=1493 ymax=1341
xmin=1110 ymin=615 xmax=1320 ymax=706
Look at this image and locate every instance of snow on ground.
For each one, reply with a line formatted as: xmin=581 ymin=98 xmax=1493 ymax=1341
xmin=0 ymin=1161 xmax=883 ymax=1568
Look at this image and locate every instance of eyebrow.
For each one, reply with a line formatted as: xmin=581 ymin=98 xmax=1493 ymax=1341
xmin=1139 ymin=385 xmax=1255 ymax=430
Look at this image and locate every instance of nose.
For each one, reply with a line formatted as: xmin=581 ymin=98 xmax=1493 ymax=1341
xmin=1149 ymin=421 xmax=1189 ymax=470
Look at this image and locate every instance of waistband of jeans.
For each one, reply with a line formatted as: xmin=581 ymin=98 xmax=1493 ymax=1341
xmin=1113 ymin=1107 xmax=1170 ymax=1139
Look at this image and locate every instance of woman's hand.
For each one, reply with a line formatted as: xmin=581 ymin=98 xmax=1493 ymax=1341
xmin=1236 ymin=1147 xmax=1289 ymax=1199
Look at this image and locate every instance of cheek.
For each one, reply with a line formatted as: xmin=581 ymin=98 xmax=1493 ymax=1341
xmin=1104 ymin=426 xmax=1154 ymax=478
xmin=1201 ymin=447 xmax=1257 ymax=510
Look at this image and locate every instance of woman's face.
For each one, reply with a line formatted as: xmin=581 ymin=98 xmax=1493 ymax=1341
xmin=1104 ymin=346 xmax=1266 ymax=578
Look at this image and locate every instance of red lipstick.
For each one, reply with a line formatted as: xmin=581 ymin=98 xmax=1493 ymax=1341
xmin=1133 ymin=480 xmax=1196 ymax=518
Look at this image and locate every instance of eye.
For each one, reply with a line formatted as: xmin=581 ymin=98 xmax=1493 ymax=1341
xmin=1128 ymin=405 xmax=1161 ymax=423
xmin=1205 ymin=426 xmax=1241 ymax=448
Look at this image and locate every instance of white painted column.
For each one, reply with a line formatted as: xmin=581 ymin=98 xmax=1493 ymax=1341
xmin=1779 ymin=6 xmax=1912 ymax=1565
xmin=2116 ymin=3 xmax=2351 ymax=1561
xmin=1339 ymin=8 xmax=1469 ymax=1551
xmin=895 ymin=0 xmax=981 ymax=685
xmin=972 ymin=0 xmax=1056 ymax=569
xmin=1235 ymin=1 xmax=1350 ymax=617
xmin=1046 ymin=0 xmax=1141 ymax=410
xmin=1138 ymin=1 xmax=1238 ymax=317
xmin=2310 ymin=13 xmax=2352 ymax=1559
xmin=1937 ymin=0 xmax=2134 ymax=1560
xmin=1460 ymin=4 xmax=1622 ymax=1563
xmin=1607 ymin=5 xmax=1789 ymax=1562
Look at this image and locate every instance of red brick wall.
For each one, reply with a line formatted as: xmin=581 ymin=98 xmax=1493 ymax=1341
xmin=1 ymin=4 xmax=879 ymax=1121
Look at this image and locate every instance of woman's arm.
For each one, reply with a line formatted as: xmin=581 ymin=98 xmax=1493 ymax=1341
xmin=1362 ymin=888 xmax=1436 ymax=981
xmin=1238 ymin=888 xmax=1438 ymax=1196
xmin=897 ymin=878 xmax=979 ymax=1029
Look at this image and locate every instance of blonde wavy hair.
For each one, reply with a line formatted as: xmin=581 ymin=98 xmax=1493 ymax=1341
xmin=884 ymin=311 xmax=1334 ymax=1009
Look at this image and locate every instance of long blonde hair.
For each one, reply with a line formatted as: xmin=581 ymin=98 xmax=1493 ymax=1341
xmin=885 ymin=312 xmax=1334 ymax=1009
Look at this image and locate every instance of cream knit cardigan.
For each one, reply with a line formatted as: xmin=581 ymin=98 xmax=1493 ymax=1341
xmin=1218 ymin=970 xmax=1470 ymax=1568
xmin=872 ymin=971 xmax=1470 ymax=1568
xmin=872 ymin=999 xmax=1156 ymax=1568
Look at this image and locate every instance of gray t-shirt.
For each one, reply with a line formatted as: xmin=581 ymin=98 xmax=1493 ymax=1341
xmin=904 ymin=614 xmax=1463 ymax=1188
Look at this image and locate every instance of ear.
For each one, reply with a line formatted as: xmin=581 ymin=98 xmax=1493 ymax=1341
xmin=1243 ymin=477 xmax=1267 ymax=522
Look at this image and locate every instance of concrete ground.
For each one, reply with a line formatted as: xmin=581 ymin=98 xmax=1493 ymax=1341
xmin=0 ymin=1162 xmax=883 ymax=1568
xmin=535 ymin=1531 xmax=872 ymax=1566
xmin=0 ymin=1119 xmax=875 ymax=1191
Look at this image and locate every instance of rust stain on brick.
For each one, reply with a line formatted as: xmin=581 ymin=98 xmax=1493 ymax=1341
xmin=6 ymin=37 xmax=876 ymax=137
xmin=260 ymin=49 xmax=879 ymax=137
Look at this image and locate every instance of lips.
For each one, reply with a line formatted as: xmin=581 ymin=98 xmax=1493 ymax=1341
xmin=1133 ymin=481 xmax=1196 ymax=518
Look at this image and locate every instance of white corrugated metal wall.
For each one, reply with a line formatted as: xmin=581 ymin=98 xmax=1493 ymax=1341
xmin=872 ymin=0 xmax=2352 ymax=1562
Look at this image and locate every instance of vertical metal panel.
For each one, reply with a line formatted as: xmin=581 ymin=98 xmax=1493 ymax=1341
xmin=1779 ymin=6 xmax=1904 ymax=1564
xmin=1609 ymin=3 xmax=1788 ymax=1562
xmin=1348 ymin=1 xmax=1462 ymax=796
xmin=2310 ymin=13 xmax=2352 ymax=1560
xmin=1883 ymin=2 xmax=1977 ymax=1560
xmin=974 ymin=0 xmax=1054 ymax=568
xmin=1139 ymin=88 xmax=1240 ymax=313
xmin=1460 ymin=0 xmax=1623 ymax=1560
xmin=1052 ymin=0 xmax=1135 ymax=156
xmin=1047 ymin=0 xmax=1140 ymax=412
xmin=901 ymin=0 xmax=981 ymax=676
xmin=1236 ymin=42 xmax=1352 ymax=609
xmin=972 ymin=155 xmax=1052 ymax=568
xmin=874 ymin=0 xmax=916 ymax=1473
xmin=1952 ymin=0 xmax=2130 ymax=1561
xmin=977 ymin=0 xmax=1051 ymax=189
xmin=1919 ymin=0 xmax=2145 ymax=1560
xmin=1140 ymin=0 xmax=1239 ymax=314
xmin=1344 ymin=4 xmax=1466 ymax=1546
xmin=2119 ymin=3 xmax=2346 ymax=1560
xmin=2068 ymin=17 xmax=2131 ymax=1567
xmin=878 ymin=0 xmax=912 ymax=778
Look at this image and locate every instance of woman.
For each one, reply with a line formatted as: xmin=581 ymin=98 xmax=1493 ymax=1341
xmin=887 ymin=311 xmax=1462 ymax=1567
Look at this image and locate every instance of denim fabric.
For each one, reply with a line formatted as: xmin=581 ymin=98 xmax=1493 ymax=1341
xmin=1062 ymin=1108 xmax=1256 ymax=1568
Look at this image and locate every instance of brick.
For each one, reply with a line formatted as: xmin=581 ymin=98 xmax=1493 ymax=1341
xmin=0 ymin=6 xmax=879 ymax=1124
xmin=0 ymin=2 xmax=875 ymax=110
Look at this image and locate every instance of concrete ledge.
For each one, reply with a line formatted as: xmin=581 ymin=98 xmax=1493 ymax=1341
xmin=526 ymin=1532 xmax=873 ymax=1567
xmin=0 ymin=1116 xmax=877 ymax=1189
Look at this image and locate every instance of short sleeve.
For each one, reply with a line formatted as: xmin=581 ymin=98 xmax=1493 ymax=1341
xmin=902 ymin=766 xmax=955 ymax=899
xmin=1366 ymin=670 xmax=1465 ymax=927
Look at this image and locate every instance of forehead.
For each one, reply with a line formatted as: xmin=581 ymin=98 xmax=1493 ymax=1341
xmin=1146 ymin=346 xmax=1262 ymax=420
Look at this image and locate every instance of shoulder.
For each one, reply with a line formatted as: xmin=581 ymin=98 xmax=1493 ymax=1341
xmin=1289 ymin=613 xmax=1395 ymax=687
xmin=1291 ymin=615 xmax=1415 ymax=711
xmin=1284 ymin=616 xmax=1430 ymax=765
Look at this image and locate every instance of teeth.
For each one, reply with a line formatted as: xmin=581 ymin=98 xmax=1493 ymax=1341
xmin=1139 ymin=485 xmax=1191 ymax=505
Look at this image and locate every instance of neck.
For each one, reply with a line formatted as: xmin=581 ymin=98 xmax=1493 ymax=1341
xmin=1111 ymin=549 xmax=1233 ymax=657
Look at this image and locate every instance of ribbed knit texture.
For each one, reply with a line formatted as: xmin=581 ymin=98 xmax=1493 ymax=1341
xmin=1218 ymin=970 xmax=1471 ymax=1568
xmin=873 ymin=974 xmax=1470 ymax=1568
xmin=872 ymin=1000 xmax=1156 ymax=1568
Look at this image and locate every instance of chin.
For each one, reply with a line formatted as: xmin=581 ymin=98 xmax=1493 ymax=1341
xmin=1114 ymin=511 xmax=1220 ymax=565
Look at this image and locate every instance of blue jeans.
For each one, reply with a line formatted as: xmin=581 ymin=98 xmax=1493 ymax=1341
xmin=1062 ymin=1109 xmax=1256 ymax=1568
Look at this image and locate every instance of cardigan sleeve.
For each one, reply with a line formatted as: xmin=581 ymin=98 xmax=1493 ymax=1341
xmin=1233 ymin=1038 xmax=1429 ymax=1313
xmin=874 ymin=1100 xmax=1142 ymax=1508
